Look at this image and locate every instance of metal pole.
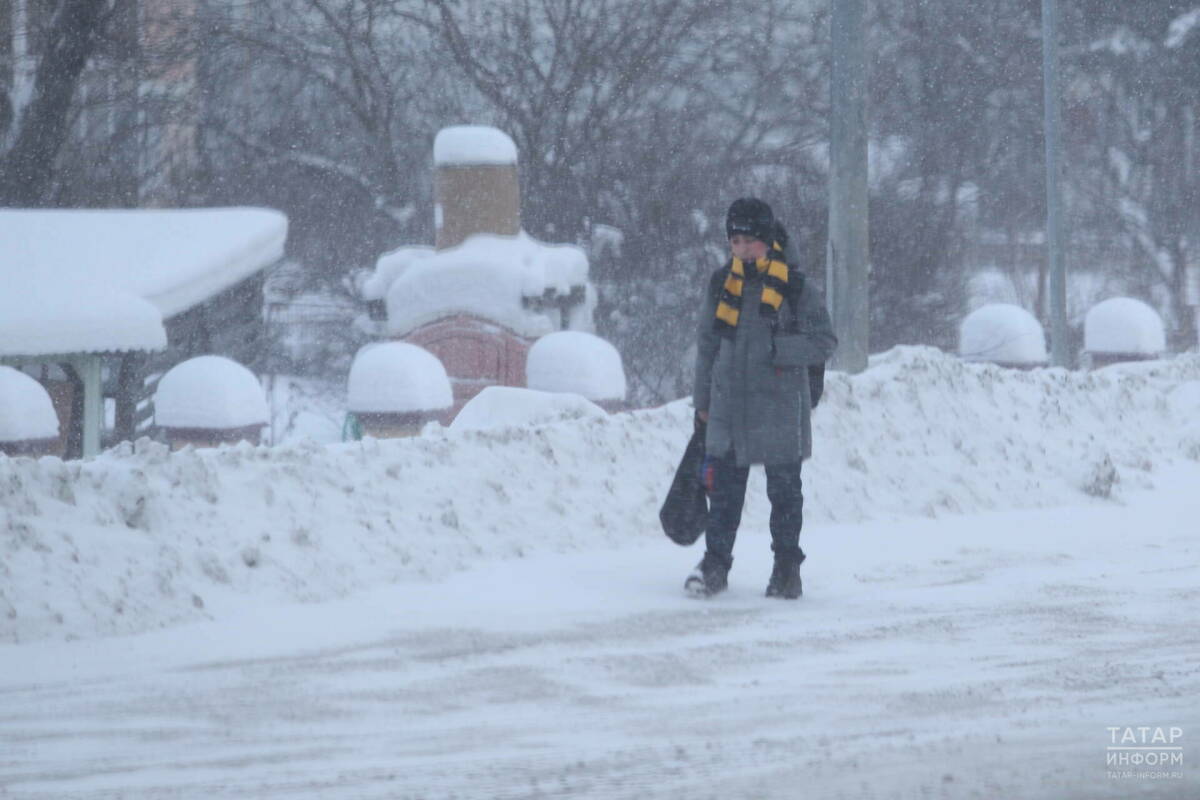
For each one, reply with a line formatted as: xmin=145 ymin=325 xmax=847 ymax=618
xmin=828 ymin=0 xmax=870 ymax=373
xmin=79 ymin=355 xmax=104 ymax=458
xmin=1042 ymin=0 xmax=1069 ymax=367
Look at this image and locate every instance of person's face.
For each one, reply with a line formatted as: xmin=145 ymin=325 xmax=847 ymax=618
xmin=730 ymin=234 xmax=768 ymax=262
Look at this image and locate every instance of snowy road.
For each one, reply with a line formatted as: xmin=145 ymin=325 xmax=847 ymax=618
xmin=2 ymin=465 xmax=1198 ymax=799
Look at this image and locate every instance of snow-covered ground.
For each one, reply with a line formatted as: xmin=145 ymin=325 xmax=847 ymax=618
xmin=2 ymin=347 xmax=1199 ymax=797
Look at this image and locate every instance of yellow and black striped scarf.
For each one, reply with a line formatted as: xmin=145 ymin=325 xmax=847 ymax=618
xmin=713 ymin=243 xmax=789 ymax=337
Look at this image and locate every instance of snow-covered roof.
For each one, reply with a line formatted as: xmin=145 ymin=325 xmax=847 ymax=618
xmin=0 ymin=207 xmax=287 ymax=357
xmin=526 ymin=331 xmax=626 ymax=401
xmin=433 ymin=126 xmax=518 ymax=166
xmin=0 ymin=366 xmax=60 ymax=441
xmin=376 ymin=231 xmax=590 ymax=338
xmin=347 ymin=342 xmax=452 ymax=414
xmin=154 ymin=356 xmax=269 ymax=430
xmin=449 ymin=386 xmax=606 ymax=431
xmin=1084 ymin=297 xmax=1165 ymax=355
xmin=0 ymin=276 xmax=168 ymax=357
xmin=959 ymin=303 xmax=1048 ymax=365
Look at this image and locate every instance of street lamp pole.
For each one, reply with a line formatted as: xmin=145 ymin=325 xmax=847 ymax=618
xmin=1042 ymin=0 xmax=1070 ymax=367
xmin=828 ymin=0 xmax=870 ymax=373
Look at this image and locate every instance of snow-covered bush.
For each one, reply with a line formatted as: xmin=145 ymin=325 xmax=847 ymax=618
xmin=526 ymin=331 xmax=626 ymax=403
xmin=959 ymin=303 xmax=1047 ymax=366
xmin=1084 ymin=297 xmax=1165 ymax=357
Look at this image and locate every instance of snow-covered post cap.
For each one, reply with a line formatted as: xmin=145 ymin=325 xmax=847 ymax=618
xmin=0 ymin=366 xmax=61 ymax=456
xmin=526 ymin=331 xmax=626 ymax=410
xmin=347 ymin=342 xmax=453 ymax=438
xmin=959 ymin=304 xmax=1048 ymax=367
xmin=433 ymin=126 xmax=518 ymax=166
xmin=154 ymin=356 xmax=269 ymax=448
xmin=434 ymin=126 xmax=520 ymax=250
xmin=1084 ymin=298 xmax=1165 ymax=363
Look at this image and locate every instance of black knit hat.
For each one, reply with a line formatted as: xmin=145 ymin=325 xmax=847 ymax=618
xmin=725 ymin=197 xmax=775 ymax=243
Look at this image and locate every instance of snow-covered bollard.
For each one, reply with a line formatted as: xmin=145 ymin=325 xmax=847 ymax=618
xmin=1082 ymin=297 xmax=1165 ymax=368
xmin=526 ymin=331 xmax=627 ymax=412
xmin=154 ymin=356 xmax=269 ymax=449
xmin=0 ymin=366 xmax=61 ymax=457
xmin=347 ymin=342 xmax=453 ymax=438
xmin=958 ymin=303 xmax=1048 ymax=369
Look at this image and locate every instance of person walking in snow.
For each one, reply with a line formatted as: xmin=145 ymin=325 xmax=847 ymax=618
xmin=687 ymin=197 xmax=837 ymax=599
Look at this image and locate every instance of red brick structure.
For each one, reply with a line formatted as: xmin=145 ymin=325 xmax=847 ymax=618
xmin=404 ymin=315 xmax=532 ymax=420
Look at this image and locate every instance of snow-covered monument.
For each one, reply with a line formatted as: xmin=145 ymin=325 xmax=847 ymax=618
xmin=1082 ymin=297 xmax=1165 ymax=368
xmin=958 ymin=303 xmax=1048 ymax=369
xmin=362 ymin=126 xmax=599 ymax=420
xmin=0 ymin=208 xmax=287 ymax=457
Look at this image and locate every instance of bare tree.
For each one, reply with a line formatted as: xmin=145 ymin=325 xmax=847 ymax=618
xmin=1 ymin=0 xmax=116 ymax=205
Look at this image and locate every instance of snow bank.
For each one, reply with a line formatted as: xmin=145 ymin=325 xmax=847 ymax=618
xmin=1084 ymin=297 xmax=1165 ymax=355
xmin=0 ymin=367 xmax=59 ymax=441
xmin=449 ymin=386 xmax=606 ymax=431
xmin=378 ymin=231 xmax=590 ymax=338
xmin=526 ymin=331 xmax=626 ymax=401
xmin=347 ymin=342 xmax=452 ymax=414
xmin=959 ymin=303 xmax=1047 ymax=365
xmin=3 ymin=347 xmax=1199 ymax=643
xmin=154 ymin=356 xmax=269 ymax=429
xmin=433 ymin=125 xmax=518 ymax=166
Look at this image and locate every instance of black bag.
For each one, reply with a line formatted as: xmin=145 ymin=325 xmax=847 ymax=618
xmin=659 ymin=424 xmax=708 ymax=546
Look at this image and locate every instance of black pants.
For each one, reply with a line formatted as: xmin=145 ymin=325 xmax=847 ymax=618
xmin=704 ymin=455 xmax=803 ymax=562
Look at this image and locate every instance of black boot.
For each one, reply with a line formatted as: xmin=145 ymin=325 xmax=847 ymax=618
xmin=684 ymin=551 xmax=732 ymax=597
xmin=765 ymin=545 xmax=805 ymax=599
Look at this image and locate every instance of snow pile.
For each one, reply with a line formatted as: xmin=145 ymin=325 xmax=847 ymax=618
xmin=154 ymin=356 xmax=269 ymax=429
xmin=1083 ymin=297 xmax=1165 ymax=355
xmin=959 ymin=303 xmax=1047 ymax=365
xmin=433 ymin=125 xmax=518 ymax=166
xmin=526 ymin=331 xmax=626 ymax=401
xmin=449 ymin=386 xmax=606 ymax=431
xmin=360 ymin=246 xmax=435 ymax=302
xmin=3 ymin=346 xmax=1199 ymax=643
xmin=347 ymin=342 xmax=452 ymax=414
xmin=376 ymin=231 xmax=591 ymax=338
xmin=0 ymin=367 xmax=59 ymax=441
xmin=0 ymin=275 xmax=167 ymax=357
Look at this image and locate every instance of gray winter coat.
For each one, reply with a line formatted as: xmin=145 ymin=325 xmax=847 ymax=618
xmin=693 ymin=265 xmax=837 ymax=466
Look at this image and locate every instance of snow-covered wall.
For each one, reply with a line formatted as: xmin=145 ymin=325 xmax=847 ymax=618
xmin=3 ymin=347 xmax=1199 ymax=643
xmin=378 ymin=232 xmax=591 ymax=338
